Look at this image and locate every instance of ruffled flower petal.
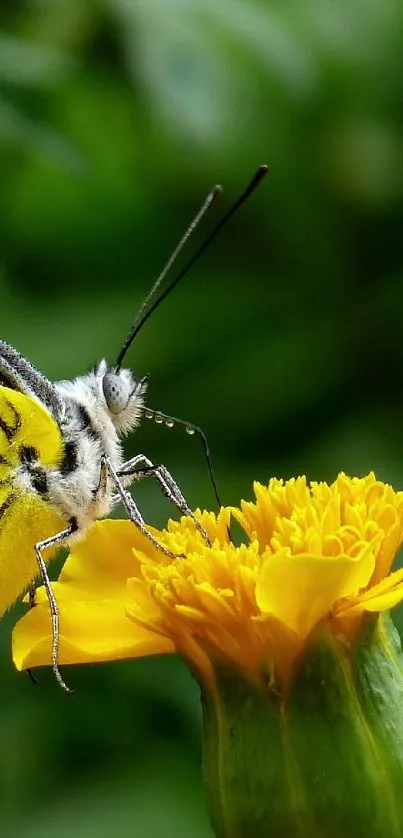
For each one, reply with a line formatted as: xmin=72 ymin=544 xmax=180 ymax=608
xmin=334 ymin=567 xmax=403 ymax=620
xmin=256 ymin=544 xmax=375 ymax=641
xmin=13 ymin=586 xmax=174 ymax=670
xmin=55 ymin=519 xmax=149 ymax=601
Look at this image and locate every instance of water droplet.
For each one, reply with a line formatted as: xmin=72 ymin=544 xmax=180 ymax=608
xmin=186 ymin=426 xmax=195 ymax=435
xmin=165 ymin=419 xmax=174 ymax=428
xmin=155 ymin=413 xmax=163 ymax=424
xmin=144 ymin=410 xmax=153 ymax=420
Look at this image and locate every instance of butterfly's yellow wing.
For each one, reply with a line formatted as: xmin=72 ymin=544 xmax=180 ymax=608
xmin=0 ymin=386 xmax=66 ymax=615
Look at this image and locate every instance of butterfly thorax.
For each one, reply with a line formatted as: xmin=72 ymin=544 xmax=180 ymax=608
xmin=14 ymin=360 xmax=147 ymax=533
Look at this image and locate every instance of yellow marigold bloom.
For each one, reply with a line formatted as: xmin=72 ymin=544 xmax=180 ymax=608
xmin=12 ymin=472 xmax=403 ymax=838
xmin=12 ymin=471 xmax=403 ymax=690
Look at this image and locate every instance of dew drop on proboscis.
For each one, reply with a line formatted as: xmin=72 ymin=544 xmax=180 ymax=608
xmin=154 ymin=413 xmax=163 ymax=424
xmin=144 ymin=410 xmax=153 ymax=419
xmin=165 ymin=419 xmax=174 ymax=428
xmin=186 ymin=426 xmax=195 ymax=435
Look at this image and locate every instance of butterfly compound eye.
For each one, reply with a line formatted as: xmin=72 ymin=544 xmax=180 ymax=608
xmin=102 ymin=373 xmax=130 ymax=415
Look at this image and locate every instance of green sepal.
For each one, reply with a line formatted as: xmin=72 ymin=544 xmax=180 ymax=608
xmin=201 ymin=614 xmax=403 ymax=838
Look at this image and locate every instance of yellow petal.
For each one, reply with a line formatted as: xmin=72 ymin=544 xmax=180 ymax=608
xmin=13 ymin=596 xmax=174 ymax=670
xmin=334 ymin=568 xmax=403 ymax=619
xmin=126 ymin=576 xmax=169 ymax=632
xmin=256 ymin=545 xmax=375 ymax=641
xmin=56 ymin=519 xmax=147 ymax=602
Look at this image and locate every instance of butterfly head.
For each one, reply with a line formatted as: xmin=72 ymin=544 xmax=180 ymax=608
xmin=96 ymin=360 xmax=148 ymax=435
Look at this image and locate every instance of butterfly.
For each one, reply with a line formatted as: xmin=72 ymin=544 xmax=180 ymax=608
xmin=0 ymin=165 xmax=267 ymax=691
xmin=0 ymin=349 xmax=211 ymax=691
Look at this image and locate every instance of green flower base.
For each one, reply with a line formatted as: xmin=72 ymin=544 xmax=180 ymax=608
xmin=201 ymin=614 xmax=403 ymax=838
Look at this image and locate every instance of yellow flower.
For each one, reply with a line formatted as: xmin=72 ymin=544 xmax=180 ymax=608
xmin=12 ymin=472 xmax=403 ymax=692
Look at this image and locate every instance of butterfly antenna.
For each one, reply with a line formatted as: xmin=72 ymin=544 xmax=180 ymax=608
xmin=115 ymin=184 xmax=222 ymax=371
xmin=144 ymin=408 xmax=222 ymax=508
xmin=116 ymin=164 xmax=268 ymax=369
xmin=116 ymin=164 xmax=268 ymax=513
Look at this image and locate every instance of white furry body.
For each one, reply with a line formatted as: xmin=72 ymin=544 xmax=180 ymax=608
xmin=13 ymin=359 xmax=147 ymax=537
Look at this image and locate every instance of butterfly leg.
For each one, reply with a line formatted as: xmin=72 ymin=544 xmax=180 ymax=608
xmin=28 ymin=581 xmax=36 ymax=608
xmin=117 ymin=454 xmax=212 ymax=546
xmin=104 ymin=455 xmax=183 ymax=558
xmin=33 ymin=522 xmax=77 ymax=693
xmin=25 ymin=584 xmax=40 ymax=684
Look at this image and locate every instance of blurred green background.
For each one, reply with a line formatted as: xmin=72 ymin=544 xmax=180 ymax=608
xmin=1 ymin=0 xmax=403 ymax=835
